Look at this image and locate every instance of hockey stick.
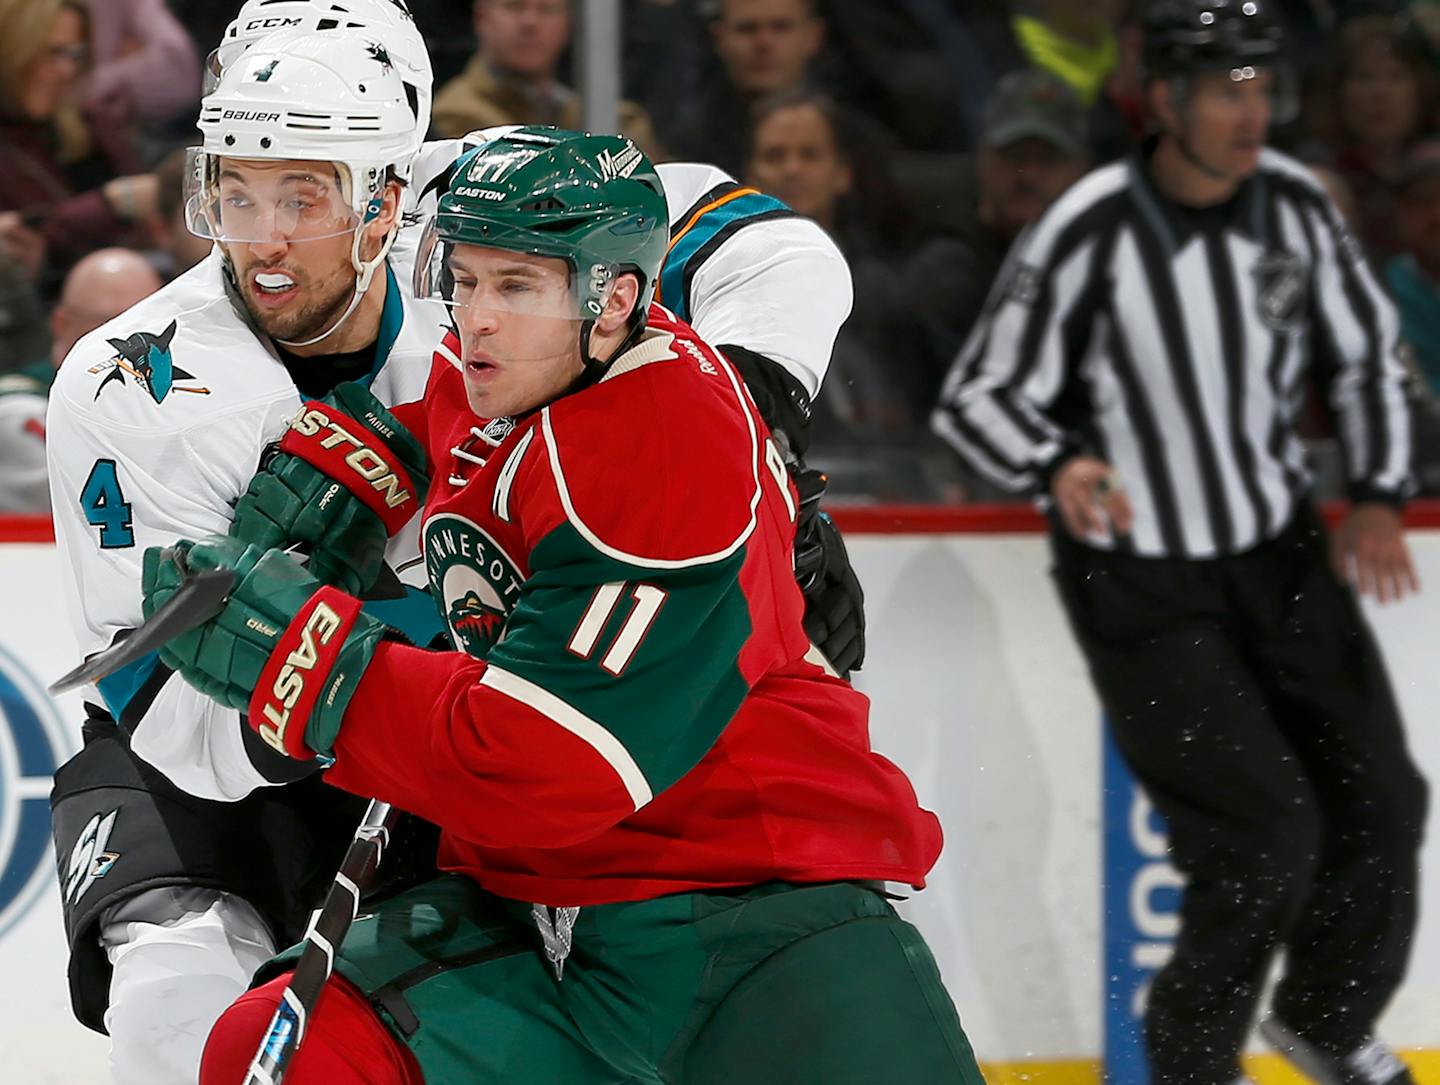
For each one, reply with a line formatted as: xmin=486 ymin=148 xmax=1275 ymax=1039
xmin=245 ymin=798 xmax=398 ymax=1085
xmin=48 ymin=551 xmax=407 ymax=697
xmin=48 ymin=560 xmax=237 ymax=695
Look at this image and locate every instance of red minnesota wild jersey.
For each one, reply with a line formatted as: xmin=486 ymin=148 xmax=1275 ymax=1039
xmin=328 ymin=305 xmax=942 ymax=906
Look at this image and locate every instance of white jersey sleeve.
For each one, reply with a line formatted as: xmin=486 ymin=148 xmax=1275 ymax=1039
xmin=655 ymin=162 xmax=852 ymax=398
xmin=47 ymin=255 xmax=303 ymax=801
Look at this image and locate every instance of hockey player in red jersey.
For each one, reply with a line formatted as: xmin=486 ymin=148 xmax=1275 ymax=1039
xmin=141 ymin=127 xmax=982 ymax=1084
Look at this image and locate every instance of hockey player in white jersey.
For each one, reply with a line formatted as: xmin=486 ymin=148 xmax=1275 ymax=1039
xmin=47 ymin=11 xmax=860 ymax=1085
xmin=46 ymin=29 xmax=444 ymax=1085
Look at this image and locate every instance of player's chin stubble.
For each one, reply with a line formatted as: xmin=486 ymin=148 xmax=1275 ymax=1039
xmin=245 ymin=267 xmax=355 ymax=344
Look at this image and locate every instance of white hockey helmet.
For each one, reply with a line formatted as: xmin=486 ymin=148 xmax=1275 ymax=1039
xmin=206 ymin=0 xmax=432 ymax=135
xmin=189 ymin=29 xmax=422 ymax=346
xmin=190 ymin=29 xmax=422 ymax=231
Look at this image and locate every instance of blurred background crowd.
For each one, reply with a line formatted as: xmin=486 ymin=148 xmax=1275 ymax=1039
xmin=0 ymin=0 xmax=1437 ymax=508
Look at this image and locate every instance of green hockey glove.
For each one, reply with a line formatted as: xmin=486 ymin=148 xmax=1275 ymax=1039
xmin=230 ymin=381 xmax=429 ymax=595
xmin=142 ymin=534 xmax=386 ymax=760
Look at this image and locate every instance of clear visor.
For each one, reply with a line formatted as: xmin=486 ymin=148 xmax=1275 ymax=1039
xmin=413 ymin=214 xmax=606 ymax=322
xmin=183 ymin=148 xmax=363 ymax=243
xmin=201 ymin=43 xmax=246 ymax=96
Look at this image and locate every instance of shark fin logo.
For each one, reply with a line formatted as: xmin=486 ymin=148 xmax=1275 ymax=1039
xmin=366 ymin=42 xmax=394 ymax=74
xmin=253 ymin=58 xmax=280 ymax=82
xmin=90 ymin=320 xmax=210 ymax=404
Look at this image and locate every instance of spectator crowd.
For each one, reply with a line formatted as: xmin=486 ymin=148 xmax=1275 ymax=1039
xmin=1 ymin=0 xmax=1437 ymax=508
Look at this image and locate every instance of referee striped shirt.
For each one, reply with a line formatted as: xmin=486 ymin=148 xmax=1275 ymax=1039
xmin=932 ymin=146 xmax=1413 ymax=559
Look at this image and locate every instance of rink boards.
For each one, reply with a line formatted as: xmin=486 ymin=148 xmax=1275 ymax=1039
xmin=1 ymin=510 xmax=1437 ymax=1083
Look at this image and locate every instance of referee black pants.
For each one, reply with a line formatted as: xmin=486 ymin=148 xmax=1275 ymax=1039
xmin=1050 ymin=507 xmax=1427 ymax=1085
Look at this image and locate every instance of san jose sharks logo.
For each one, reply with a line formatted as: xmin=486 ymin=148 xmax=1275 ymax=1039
xmin=88 ymin=320 xmax=210 ymax=404
xmin=366 ymin=42 xmax=393 ymax=74
xmin=424 ymin=513 xmax=524 ymax=658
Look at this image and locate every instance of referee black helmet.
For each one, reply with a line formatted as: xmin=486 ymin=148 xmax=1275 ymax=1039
xmin=1143 ymin=0 xmax=1297 ymax=126
xmin=1143 ymin=0 xmax=1286 ymax=78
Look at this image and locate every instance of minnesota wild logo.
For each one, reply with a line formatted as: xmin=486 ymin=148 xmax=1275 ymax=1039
xmin=447 ymin=591 xmax=506 ymax=652
xmin=424 ymin=513 xmax=524 ymax=658
xmin=89 ymin=320 xmax=210 ymax=404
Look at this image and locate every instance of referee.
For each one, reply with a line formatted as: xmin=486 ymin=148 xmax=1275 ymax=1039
xmin=934 ymin=2 xmax=1427 ymax=1083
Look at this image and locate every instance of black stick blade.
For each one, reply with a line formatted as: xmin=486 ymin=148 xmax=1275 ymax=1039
xmin=48 ymin=566 xmax=237 ymax=695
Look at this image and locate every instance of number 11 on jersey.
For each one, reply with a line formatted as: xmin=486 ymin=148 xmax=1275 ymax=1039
xmin=568 ymin=582 xmax=668 ymax=676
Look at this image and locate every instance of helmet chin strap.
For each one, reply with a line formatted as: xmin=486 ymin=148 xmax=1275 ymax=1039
xmin=275 ymin=197 xmax=398 ymax=349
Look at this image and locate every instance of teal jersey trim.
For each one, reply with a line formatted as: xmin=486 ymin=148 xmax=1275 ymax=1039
xmin=660 ymin=190 xmax=792 ymax=323
xmin=364 ymin=585 xmax=446 ymax=649
xmin=95 ymin=651 xmax=159 ymax=725
xmin=360 ymin=262 xmax=405 ymax=390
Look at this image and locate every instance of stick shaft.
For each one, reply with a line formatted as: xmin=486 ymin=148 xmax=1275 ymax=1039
xmin=243 ymin=800 xmax=396 ymax=1085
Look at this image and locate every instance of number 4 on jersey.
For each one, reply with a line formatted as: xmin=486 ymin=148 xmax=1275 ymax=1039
xmin=80 ymin=459 xmax=135 ymax=548
xmin=568 ymin=583 xmax=667 ymax=676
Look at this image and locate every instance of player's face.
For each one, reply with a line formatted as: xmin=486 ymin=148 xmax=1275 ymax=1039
xmin=1170 ymin=69 xmax=1274 ymax=180
xmin=446 ymin=246 xmax=585 ymax=418
xmin=216 ymin=159 xmax=376 ymax=344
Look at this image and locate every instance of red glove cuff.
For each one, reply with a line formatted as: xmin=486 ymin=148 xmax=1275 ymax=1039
xmin=280 ymin=401 xmax=422 ymax=535
xmin=249 ymin=586 xmax=366 ymax=760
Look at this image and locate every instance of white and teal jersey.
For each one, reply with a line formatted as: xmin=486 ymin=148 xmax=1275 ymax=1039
xmin=46 ymin=248 xmax=450 ymax=801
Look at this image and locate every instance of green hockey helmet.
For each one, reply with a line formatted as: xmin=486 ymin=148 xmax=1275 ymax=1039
xmin=413 ymin=127 xmax=668 ymax=326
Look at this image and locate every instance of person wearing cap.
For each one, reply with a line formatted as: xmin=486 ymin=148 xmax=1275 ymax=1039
xmin=907 ymin=69 xmax=1090 ymax=426
xmin=935 ymin=2 xmax=1425 ymax=1082
xmin=1386 ymin=140 xmax=1440 ymax=393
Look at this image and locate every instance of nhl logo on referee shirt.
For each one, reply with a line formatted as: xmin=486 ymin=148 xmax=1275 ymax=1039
xmin=1252 ymin=250 xmax=1307 ymax=332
